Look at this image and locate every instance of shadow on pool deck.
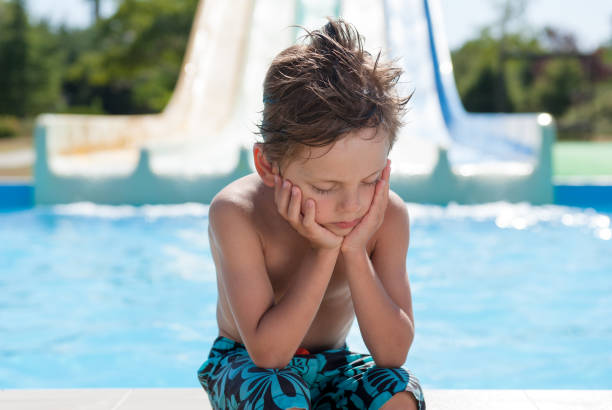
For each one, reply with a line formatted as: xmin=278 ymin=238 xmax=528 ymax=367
xmin=1 ymin=388 xmax=611 ymax=409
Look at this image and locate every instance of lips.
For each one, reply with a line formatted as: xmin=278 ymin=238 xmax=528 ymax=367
xmin=333 ymin=218 xmax=360 ymax=229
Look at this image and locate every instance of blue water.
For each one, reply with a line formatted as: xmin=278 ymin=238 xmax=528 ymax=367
xmin=1 ymin=202 xmax=611 ymax=389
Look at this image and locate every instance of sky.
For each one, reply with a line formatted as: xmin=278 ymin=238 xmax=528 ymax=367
xmin=440 ymin=0 xmax=611 ymax=51
xmin=25 ymin=0 xmax=612 ymax=52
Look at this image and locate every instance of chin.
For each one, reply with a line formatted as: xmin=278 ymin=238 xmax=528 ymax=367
xmin=326 ymin=224 xmax=354 ymax=236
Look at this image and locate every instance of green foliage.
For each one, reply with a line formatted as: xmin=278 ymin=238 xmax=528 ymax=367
xmin=0 ymin=0 xmax=68 ymax=117
xmin=532 ymin=59 xmax=587 ymax=117
xmin=26 ymin=20 xmax=69 ymax=114
xmin=451 ymin=30 xmax=544 ymax=112
xmin=0 ymin=0 xmax=28 ymax=116
xmin=57 ymin=98 xmax=105 ymax=115
xmin=559 ymin=82 xmax=612 ymax=140
xmin=451 ymin=16 xmax=611 ymax=139
xmin=0 ymin=0 xmax=197 ymax=117
xmin=65 ymin=0 xmax=198 ymax=113
xmin=0 ymin=115 xmax=21 ymax=138
xmin=464 ymin=65 xmax=514 ymax=112
xmin=451 ymin=29 xmax=499 ymax=101
xmin=1 ymin=0 xmax=608 ymax=142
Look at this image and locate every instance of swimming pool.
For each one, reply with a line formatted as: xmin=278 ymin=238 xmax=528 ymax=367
xmin=1 ymin=202 xmax=610 ymax=389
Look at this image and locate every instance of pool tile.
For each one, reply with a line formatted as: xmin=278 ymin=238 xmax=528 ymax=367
xmin=424 ymin=389 xmax=539 ymax=410
xmin=113 ymin=388 xmax=210 ymax=410
xmin=524 ymin=390 xmax=612 ymax=410
xmin=0 ymin=388 xmax=130 ymax=410
xmin=2 ymin=388 xmax=612 ymax=409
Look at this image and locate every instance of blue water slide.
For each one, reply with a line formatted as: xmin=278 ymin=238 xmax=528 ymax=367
xmin=410 ymin=0 xmax=544 ymax=163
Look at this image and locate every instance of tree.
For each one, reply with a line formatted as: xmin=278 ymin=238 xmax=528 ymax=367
xmin=65 ymin=0 xmax=199 ymax=114
xmin=89 ymin=0 xmax=101 ymax=23
xmin=463 ymin=65 xmax=514 ymax=112
xmin=451 ymin=29 xmax=522 ymax=112
xmin=0 ymin=0 xmax=29 ymax=116
xmin=25 ymin=20 xmax=70 ymax=114
xmin=533 ymin=59 xmax=587 ymax=117
xmin=493 ymin=0 xmax=529 ymax=111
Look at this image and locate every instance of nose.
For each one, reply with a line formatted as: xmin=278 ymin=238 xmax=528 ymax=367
xmin=337 ymin=188 xmax=361 ymax=215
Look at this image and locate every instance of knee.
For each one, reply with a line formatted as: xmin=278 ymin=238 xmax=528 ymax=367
xmin=253 ymin=368 xmax=310 ymax=409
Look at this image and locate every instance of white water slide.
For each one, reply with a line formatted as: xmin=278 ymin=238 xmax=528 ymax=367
xmin=34 ymin=0 xmax=555 ymax=205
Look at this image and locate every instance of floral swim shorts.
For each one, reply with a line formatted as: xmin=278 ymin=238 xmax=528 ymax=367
xmin=197 ymin=336 xmax=426 ymax=410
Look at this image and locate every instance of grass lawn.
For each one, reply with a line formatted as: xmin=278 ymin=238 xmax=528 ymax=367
xmin=553 ymin=142 xmax=612 ymax=177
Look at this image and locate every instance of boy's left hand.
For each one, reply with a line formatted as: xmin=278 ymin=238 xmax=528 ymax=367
xmin=341 ymin=159 xmax=391 ymax=255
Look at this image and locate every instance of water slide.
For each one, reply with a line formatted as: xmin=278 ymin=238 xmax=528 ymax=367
xmin=34 ymin=0 xmax=555 ymax=205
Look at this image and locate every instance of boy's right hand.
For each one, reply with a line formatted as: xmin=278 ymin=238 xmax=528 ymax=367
xmin=274 ymin=176 xmax=343 ymax=251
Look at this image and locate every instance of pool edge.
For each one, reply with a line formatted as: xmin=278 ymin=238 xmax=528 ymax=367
xmin=1 ymin=388 xmax=611 ymax=409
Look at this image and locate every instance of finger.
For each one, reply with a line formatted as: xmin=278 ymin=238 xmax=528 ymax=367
xmin=302 ymin=198 xmax=316 ymax=229
xmin=384 ymin=159 xmax=391 ymax=182
xmin=287 ymin=186 xmax=301 ymax=223
xmin=273 ymin=175 xmax=281 ymax=206
xmin=381 ymin=160 xmax=391 ymax=200
xmin=371 ymin=175 xmax=389 ymax=216
xmin=277 ymin=179 xmax=292 ymax=216
xmin=384 ymin=160 xmax=391 ymax=194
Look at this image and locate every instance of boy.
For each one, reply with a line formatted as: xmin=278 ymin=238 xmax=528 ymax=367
xmin=197 ymin=19 xmax=425 ymax=410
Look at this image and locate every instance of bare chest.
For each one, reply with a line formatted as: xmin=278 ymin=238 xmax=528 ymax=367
xmin=258 ymin=223 xmax=374 ymax=303
xmin=258 ymin=229 xmax=358 ymax=350
xmin=261 ymin=233 xmax=349 ymax=301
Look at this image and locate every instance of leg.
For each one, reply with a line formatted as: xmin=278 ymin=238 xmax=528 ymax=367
xmin=312 ymin=347 xmax=426 ymax=410
xmin=380 ymin=391 xmax=419 ymax=410
xmin=206 ymin=361 xmax=311 ymax=409
xmin=198 ymin=338 xmax=311 ymax=409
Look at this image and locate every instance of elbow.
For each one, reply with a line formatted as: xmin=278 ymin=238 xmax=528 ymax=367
xmin=249 ymin=347 xmax=292 ymax=369
xmin=372 ymin=325 xmax=414 ymax=368
xmin=252 ymin=356 xmax=291 ymax=370
xmin=372 ymin=351 xmax=408 ymax=369
xmin=246 ymin=324 xmax=294 ymax=369
xmin=372 ymin=342 xmax=410 ymax=368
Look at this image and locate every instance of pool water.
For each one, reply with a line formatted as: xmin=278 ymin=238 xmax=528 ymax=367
xmin=1 ymin=202 xmax=610 ymax=389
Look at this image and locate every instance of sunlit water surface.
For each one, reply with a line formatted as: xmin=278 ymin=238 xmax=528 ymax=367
xmin=1 ymin=202 xmax=610 ymax=389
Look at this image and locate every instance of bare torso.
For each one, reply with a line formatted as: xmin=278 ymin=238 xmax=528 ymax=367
xmin=212 ymin=174 xmax=377 ymax=353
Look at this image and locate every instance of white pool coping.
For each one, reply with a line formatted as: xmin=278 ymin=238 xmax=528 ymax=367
xmin=1 ymin=388 xmax=611 ymax=409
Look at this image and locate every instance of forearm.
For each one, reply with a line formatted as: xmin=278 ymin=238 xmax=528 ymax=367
xmin=253 ymin=246 xmax=340 ymax=367
xmin=341 ymin=250 xmax=414 ymax=368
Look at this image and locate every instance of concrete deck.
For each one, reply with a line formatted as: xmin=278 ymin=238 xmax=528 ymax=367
xmin=1 ymin=388 xmax=611 ymax=409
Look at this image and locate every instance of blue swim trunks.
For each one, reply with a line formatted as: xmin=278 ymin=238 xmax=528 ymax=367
xmin=197 ymin=336 xmax=426 ymax=410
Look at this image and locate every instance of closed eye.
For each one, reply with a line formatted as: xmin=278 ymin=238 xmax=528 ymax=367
xmin=313 ymin=186 xmax=333 ymax=195
xmin=312 ymin=180 xmax=378 ymax=195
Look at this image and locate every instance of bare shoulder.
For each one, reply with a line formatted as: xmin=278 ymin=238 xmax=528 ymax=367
xmin=207 ymin=174 xmax=269 ymax=250
xmin=209 ymin=175 xmax=260 ymax=226
xmin=372 ymin=189 xmax=410 ymax=250
xmin=382 ymin=189 xmax=410 ymax=233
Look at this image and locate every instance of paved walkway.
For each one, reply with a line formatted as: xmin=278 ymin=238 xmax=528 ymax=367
xmin=1 ymin=388 xmax=611 ymax=409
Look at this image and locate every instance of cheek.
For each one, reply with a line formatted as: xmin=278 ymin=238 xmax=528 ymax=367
xmin=302 ymin=196 xmax=334 ymax=222
xmin=362 ymin=186 xmax=377 ymax=204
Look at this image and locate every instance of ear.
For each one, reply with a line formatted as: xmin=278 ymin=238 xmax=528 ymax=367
xmin=253 ymin=143 xmax=279 ymax=187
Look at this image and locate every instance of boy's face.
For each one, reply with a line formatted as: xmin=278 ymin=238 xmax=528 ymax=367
xmin=280 ymin=127 xmax=390 ymax=237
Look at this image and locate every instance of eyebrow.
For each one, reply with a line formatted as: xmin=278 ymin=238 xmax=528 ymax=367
xmin=311 ymin=166 xmax=385 ymax=184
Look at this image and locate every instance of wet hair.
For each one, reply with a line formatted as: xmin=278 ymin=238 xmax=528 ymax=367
xmin=256 ymin=18 xmax=411 ymax=168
